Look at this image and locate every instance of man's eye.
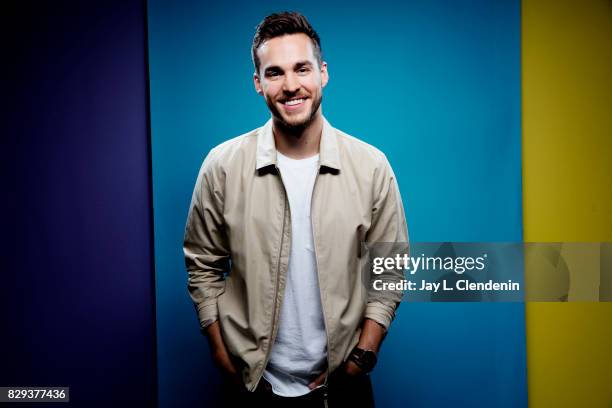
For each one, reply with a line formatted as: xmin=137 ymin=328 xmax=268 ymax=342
xmin=297 ymin=67 xmax=310 ymax=74
xmin=267 ymin=71 xmax=280 ymax=77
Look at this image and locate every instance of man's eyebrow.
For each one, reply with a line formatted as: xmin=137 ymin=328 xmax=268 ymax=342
xmin=264 ymin=65 xmax=283 ymax=74
xmin=294 ymin=61 xmax=314 ymax=69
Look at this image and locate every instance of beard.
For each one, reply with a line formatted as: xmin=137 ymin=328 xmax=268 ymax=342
xmin=267 ymin=93 xmax=323 ymax=138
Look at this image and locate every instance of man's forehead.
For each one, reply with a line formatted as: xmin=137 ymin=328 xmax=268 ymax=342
xmin=257 ymin=33 xmax=317 ymax=68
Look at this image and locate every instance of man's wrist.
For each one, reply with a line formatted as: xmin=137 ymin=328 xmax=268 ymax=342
xmin=200 ymin=318 xmax=219 ymax=336
xmin=357 ymin=318 xmax=386 ymax=353
xmin=348 ymin=346 xmax=378 ymax=373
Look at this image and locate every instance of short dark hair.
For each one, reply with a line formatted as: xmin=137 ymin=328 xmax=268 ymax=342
xmin=252 ymin=11 xmax=322 ymax=74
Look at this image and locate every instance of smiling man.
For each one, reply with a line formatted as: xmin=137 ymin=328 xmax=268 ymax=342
xmin=184 ymin=11 xmax=408 ymax=407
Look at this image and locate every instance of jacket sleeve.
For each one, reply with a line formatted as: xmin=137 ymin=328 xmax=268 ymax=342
xmin=183 ymin=152 xmax=230 ymax=331
xmin=364 ymin=154 xmax=409 ymax=331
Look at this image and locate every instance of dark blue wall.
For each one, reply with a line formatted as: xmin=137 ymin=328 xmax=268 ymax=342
xmin=3 ymin=1 xmax=157 ymax=406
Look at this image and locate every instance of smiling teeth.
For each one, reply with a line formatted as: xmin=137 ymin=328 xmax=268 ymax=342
xmin=285 ymin=99 xmax=304 ymax=106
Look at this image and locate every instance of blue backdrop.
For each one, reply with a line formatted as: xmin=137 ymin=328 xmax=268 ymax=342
xmin=147 ymin=0 xmax=526 ymax=406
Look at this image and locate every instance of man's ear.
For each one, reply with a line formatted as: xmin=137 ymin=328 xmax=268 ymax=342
xmin=253 ymin=72 xmax=263 ymax=95
xmin=320 ymin=61 xmax=329 ymax=88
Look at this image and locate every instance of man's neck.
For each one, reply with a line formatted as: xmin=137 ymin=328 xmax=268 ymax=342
xmin=272 ymin=113 xmax=323 ymax=160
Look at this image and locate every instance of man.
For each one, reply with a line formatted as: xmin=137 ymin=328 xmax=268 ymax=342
xmin=183 ymin=11 xmax=408 ymax=407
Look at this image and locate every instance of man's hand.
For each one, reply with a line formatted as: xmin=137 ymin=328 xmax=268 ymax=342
xmin=205 ymin=321 xmax=242 ymax=386
xmin=311 ymin=318 xmax=387 ymax=388
xmin=343 ymin=318 xmax=386 ymax=376
xmin=308 ymin=370 xmax=327 ymax=390
xmin=344 ymin=359 xmax=364 ymax=376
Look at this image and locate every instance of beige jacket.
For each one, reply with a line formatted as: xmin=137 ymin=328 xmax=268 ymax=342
xmin=183 ymin=117 xmax=408 ymax=391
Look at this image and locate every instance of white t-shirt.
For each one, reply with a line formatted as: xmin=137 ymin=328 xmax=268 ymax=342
xmin=263 ymin=152 xmax=328 ymax=397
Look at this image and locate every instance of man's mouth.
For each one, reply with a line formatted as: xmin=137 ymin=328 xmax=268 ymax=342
xmin=281 ymin=97 xmax=307 ymax=107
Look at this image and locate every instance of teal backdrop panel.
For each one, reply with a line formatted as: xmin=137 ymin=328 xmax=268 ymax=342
xmin=147 ymin=1 xmax=526 ymax=407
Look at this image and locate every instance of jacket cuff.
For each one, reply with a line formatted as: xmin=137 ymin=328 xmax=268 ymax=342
xmin=197 ymin=302 xmax=219 ymax=330
xmin=364 ymin=301 xmax=396 ymax=331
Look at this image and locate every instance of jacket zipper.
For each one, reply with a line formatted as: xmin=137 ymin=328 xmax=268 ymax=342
xmin=252 ymin=164 xmax=332 ymax=396
xmin=310 ymin=165 xmax=332 ymax=389
xmin=252 ymin=166 xmax=289 ymax=391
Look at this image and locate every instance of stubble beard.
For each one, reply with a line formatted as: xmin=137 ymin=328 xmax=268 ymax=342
xmin=268 ymin=93 xmax=323 ymax=138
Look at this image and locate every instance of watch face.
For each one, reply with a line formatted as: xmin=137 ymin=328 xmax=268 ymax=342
xmin=362 ymin=350 xmax=376 ymax=368
xmin=351 ymin=347 xmax=378 ymax=373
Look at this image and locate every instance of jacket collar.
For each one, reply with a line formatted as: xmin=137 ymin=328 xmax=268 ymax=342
xmin=255 ymin=116 xmax=341 ymax=171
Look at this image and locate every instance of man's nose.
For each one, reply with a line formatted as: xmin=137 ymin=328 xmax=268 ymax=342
xmin=282 ymin=72 xmax=300 ymax=93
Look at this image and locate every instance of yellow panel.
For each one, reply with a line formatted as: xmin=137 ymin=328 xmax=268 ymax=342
xmin=523 ymin=0 xmax=612 ymax=407
xmin=526 ymin=304 xmax=612 ymax=407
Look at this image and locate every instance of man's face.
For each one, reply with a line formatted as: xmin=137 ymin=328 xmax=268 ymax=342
xmin=254 ymin=33 xmax=328 ymax=131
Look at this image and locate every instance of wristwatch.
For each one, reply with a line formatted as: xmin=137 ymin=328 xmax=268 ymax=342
xmin=348 ymin=347 xmax=378 ymax=373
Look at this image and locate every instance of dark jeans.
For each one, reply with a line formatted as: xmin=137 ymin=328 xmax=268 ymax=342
xmin=221 ymin=366 xmax=375 ymax=408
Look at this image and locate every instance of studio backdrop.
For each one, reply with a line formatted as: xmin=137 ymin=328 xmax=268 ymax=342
xmin=147 ymin=1 xmax=525 ymax=407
